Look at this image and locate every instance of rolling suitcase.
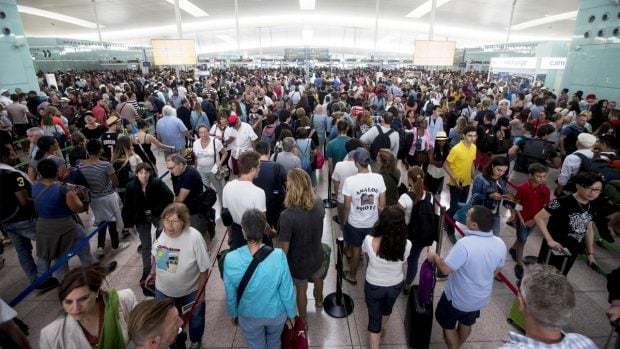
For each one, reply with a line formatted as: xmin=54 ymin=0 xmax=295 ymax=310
xmin=404 ymin=285 xmax=433 ymax=349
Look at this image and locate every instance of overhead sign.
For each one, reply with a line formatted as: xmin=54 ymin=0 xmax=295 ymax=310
xmin=490 ymin=57 xmax=537 ymax=69
xmin=284 ymin=48 xmax=329 ymax=60
xmin=540 ymin=57 xmax=567 ymax=70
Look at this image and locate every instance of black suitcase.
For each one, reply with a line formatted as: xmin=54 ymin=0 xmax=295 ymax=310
xmin=404 ymin=285 xmax=433 ymax=349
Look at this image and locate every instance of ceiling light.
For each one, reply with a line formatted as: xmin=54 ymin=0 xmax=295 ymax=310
xmin=511 ymin=11 xmax=578 ymax=30
xmin=164 ymin=0 xmax=208 ymax=17
xmin=299 ymin=0 xmax=316 ymax=10
xmin=405 ymin=0 xmax=453 ymax=19
xmin=17 ymin=5 xmax=102 ymax=29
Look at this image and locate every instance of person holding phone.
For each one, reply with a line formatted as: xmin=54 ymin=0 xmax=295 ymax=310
xmin=533 ymin=172 xmax=602 ymax=276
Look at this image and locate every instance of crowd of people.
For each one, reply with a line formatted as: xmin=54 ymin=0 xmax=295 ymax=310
xmin=0 ymin=66 xmax=619 ymax=348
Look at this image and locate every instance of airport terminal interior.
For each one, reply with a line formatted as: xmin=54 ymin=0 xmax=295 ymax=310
xmin=0 ymin=0 xmax=620 ymax=348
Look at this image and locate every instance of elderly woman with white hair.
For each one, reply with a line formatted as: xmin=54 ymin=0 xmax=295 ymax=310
xmin=156 ymin=105 xmax=189 ymax=155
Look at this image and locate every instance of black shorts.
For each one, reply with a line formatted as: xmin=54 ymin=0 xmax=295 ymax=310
xmin=13 ymin=124 xmax=29 ymax=138
xmin=435 ymin=293 xmax=480 ymax=330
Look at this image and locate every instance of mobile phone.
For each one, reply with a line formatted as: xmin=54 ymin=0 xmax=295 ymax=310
xmin=182 ymin=301 xmax=195 ymax=315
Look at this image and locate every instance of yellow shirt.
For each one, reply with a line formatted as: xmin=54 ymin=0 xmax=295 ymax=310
xmin=446 ymin=141 xmax=477 ymax=186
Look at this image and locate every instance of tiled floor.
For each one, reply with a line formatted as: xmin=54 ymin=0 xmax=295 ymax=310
xmin=1 ymin=153 xmax=619 ymax=348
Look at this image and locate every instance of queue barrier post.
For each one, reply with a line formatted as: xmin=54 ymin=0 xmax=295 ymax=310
xmin=324 ymin=237 xmax=354 ymax=318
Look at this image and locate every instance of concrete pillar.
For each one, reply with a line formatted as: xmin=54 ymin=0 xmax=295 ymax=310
xmin=0 ymin=0 xmax=40 ymax=92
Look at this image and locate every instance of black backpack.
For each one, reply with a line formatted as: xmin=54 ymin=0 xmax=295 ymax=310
xmin=113 ymin=159 xmax=134 ymax=189
xmin=565 ymin=153 xmax=619 ymax=192
xmin=397 ymin=129 xmax=414 ymax=160
xmin=370 ymin=125 xmax=394 ymax=161
xmin=424 ymin=100 xmax=435 ymax=116
xmin=515 ymin=138 xmax=549 ymax=173
xmin=478 ymin=125 xmax=497 ymax=154
xmin=407 ymin=192 xmax=438 ymax=246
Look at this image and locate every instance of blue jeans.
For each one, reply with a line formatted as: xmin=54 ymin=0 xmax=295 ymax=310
xmin=446 ymin=185 xmax=470 ymax=234
xmin=238 ymin=312 xmax=287 ymax=349
xmin=405 ymin=243 xmax=426 ymax=286
xmin=155 ymin=289 xmax=205 ymax=344
xmin=1 ymin=219 xmax=40 ymax=282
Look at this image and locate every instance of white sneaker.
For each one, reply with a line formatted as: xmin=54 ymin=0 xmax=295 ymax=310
xmin=190 ymin=342 xmax=201 ymax=349
xmin=95 ymin=247 xmax=104 ymax=259
xmin=111 ymin=242 xmax=130 ymax=254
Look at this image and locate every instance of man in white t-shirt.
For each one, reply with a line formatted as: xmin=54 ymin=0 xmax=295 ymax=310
xmin=222 ymin=151 xmax=268 ymax=250
xmin=332 ymin=139 xmax=364 ymax=230
xmin=223 ymin=114 xmax=258 ymax=175
xmin=342 ymin=148 xmax=386 ymax=285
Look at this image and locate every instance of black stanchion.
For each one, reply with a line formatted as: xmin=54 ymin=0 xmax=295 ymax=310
xmin=324 ymin=237 xmax=354 ymax=318
xmin=323 ymin=173 xmax=337 ymax=208
xmin=435 ymin=206 xmax=449 ymax=280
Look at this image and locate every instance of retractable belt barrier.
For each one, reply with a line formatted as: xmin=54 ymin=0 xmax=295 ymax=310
xmin=9 ymin=221 xmax=110 ymax=307
xmin=181 ymin=227 xmax=228 ymax=330
xmin=9 ymin=170 xmax=171 ymax=308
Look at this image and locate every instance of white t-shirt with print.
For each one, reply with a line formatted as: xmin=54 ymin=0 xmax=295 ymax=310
xmin=193 ymin=138 xmax=224 ymax=172
xmin=342 ymin=172 xmax=386 ymax=228
xmin=152 ymin=227 xmax=210 ymax=297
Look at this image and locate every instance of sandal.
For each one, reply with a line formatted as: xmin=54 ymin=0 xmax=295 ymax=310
xmin=1 ymin=238 xmax=11 ymax=246
xmin=344 ymin=275 xmax=357 ymax=285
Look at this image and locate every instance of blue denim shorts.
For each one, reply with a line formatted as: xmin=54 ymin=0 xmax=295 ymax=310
xmin=343 ymin=223 xmax=373 ymax=247
xmin=516 ymin=220 xmax=535 ymax=243
xmin=435 ymin=293 xmax=480 ymax=330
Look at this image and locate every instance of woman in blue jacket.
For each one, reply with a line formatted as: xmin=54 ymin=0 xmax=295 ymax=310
xmin=223 ymin=209 xmax=297 ymax=349
xmin=471 ymin=156 xmax=509 ymax=236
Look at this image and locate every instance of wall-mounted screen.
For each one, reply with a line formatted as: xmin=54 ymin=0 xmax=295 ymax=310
xmin=413 ymin=40 xmax=456 ymax=66
xmin=151 ymin=39 xmax=197 ymax=65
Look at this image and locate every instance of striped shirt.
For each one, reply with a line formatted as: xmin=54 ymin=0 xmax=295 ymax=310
xmin=79 ymin=161 xmax=115 ymax=198
xmin=498 ymin=331 xmax=597 ymax=349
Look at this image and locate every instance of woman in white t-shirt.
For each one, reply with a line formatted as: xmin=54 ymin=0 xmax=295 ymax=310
xmin=362 ymin=206 xmax=411 ymax=349
xmin=144 ymin=203 xmax=210 ymax=348
xmin=193 ymin=125 xmax=228 ymax=204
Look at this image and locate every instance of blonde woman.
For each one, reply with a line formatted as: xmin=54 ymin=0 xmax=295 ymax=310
xmin=191 ymin=101 xmax=210 ymax=132
xmin=359 ymin=111 xmax=374 ymax=135
xmin=278 ymin=168 xmax=325 ymax=326
xmin=448 ymin=116 xmax=467 ymax=148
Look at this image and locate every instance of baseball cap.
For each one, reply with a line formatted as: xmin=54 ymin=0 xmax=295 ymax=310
xmin=352 ymin=148 xmax=371 ymax=167
xmin=228 ymin=114 xmax=239 ymax=125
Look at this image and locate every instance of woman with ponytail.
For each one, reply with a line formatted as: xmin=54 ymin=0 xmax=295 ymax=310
xmin=397 ymin=166 xmax=431 ymax=295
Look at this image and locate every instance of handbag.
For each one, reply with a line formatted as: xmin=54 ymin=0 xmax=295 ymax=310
xmin=212 ymin=138 xmax=229 ymax=180
xmin=184 ymin=138 xmax=195 ymax=166
xmin=282 ymin=316 xmax=309 ymax=349
xmin=195 ymin=183 xmax=217 ymax=213
xmin=308 ymin=243 xmax=331 ymax=282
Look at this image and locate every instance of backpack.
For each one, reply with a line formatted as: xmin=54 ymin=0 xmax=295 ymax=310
xmin=564 ymin=153 xmax=619 ymax=192
xmin=424 ymin=100 xmax=435 ymax=116
xmin=478 ymin=125 xmax=497 ymax=154
xmin=113 ymin=159 xmax=135 ymax=189
xmin=407 ymin=192 xmax=438 ymax=246
xmin=297 ymin=140 xmax=312 ymax=171
xmin=370 ymin=125 xmax=394 ymax=161
xmin=261 ymin=125 xmax=276 ymax=150
xmin=397 ymin=129 xmax=414 ymax=160
xmin=515 ymin=138 xmax=549 ymax=173
xmin=576 ymin=153 xmax=619 ymax=182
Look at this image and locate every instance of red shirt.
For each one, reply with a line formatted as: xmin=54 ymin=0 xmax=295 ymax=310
xmin=515 ymin=180 xmax=551 ymax=222
xmin=92 ymin=105 xmax=107 ymax=125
